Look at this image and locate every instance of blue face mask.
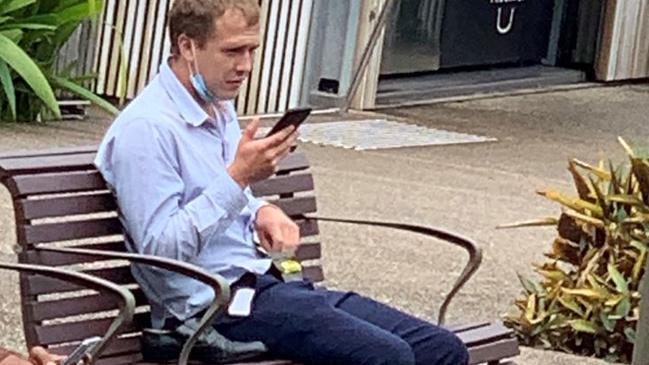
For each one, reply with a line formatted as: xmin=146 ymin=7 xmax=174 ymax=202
xmin=190 ymin=72 xmax=216 ymax=104
xmin=189 ymin=41 xmax=220 ymax=104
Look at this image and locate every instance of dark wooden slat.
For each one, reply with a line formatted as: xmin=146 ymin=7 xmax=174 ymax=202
xmin=272 ymin=197 xmax=317 ymax=216
xmin=29 ymin=288 xmax=148 ymax=322
xmin=295 ymin=242 xmax=321 ymax=261
xmin=25 ymin=241 xmax=127 ymax=266
xmin=0 ymin=152 xmax=96 ymax=175
xmin=226 ymin=361 xmax=296 ymax=365
xmin=276 ymin=152 xmax=309 ymax=174
xmin=95 ymin=353 xmax=144 ymax=365
xmin=455 ymin=322 xmax=514 ymax=346
xmin=18 ymin=192 xmax=116 ymax=220
xmin=302 ymin=265 xmax=324 ymax=282
xmin=0 ymin=145 xmax=97 ymax=160
xmin=36 ymin=312 xmax=149 ymax=345
xmin=19 ymin=217 xmax=122 ymax=245
xmin=297 ymin=218 xmax=319 ymax=237
xmin=251 ymin=173 xmax=314 ymax=197
xmin=50 ymin=336 xmax=141 ymax=358
xmin=25 ymin=266 xmax=135 ymax=296
xmin=447 ymin=322 xmax=491 ymax=333
xmin=468 ymin=338 xmax=520 ymax=365
xmin=9 ymin=170 xmax=106 ymax=197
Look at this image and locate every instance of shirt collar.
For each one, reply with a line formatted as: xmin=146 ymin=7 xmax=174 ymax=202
xmin=159 ymin=59 xmax=237 ymax=129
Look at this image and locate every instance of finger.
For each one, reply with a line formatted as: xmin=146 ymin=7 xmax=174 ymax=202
xmin=264 ymin=125 xmax=295 ymax=148
xmin=242 ymin=118 xmax=260 ymax=142
xmin=259 ymin=231 xmax=273 ymax=252
xmin=29 ymin=347 xmax=53 ymax=365
xmin=284 ymin=223 xmax=300 ymax=251
xmin=269 ymin=130 xmax=299 ymax=157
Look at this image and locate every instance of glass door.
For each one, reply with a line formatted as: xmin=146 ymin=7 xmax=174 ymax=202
xmin=380 ymin=0 xmax=445 ymax=75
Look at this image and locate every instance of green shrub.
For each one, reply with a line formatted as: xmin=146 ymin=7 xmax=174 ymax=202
xmin=502 ymin=138 xmax=649 ymax=363
xmin=0 ymin=0 xmax=117 ymax=122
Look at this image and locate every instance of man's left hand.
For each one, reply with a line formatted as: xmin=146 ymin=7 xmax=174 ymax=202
xmin=255 ymin=204 xmax=300 ymax=253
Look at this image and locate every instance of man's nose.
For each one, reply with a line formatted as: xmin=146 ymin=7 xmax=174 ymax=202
xmin=236 ymin=52 xmax=254 ymax=73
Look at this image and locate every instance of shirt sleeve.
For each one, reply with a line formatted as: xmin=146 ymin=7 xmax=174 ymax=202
xmin=97 ymin=118 xmax=249 ymax=261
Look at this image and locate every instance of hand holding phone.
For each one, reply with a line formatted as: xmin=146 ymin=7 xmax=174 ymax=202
xmin=265 ymin=107 xmax=311 ymax=138
xmin=61 ymin=337 xmax=101 ymax=365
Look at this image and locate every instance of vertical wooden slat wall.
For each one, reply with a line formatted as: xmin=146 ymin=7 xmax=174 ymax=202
xmin=92 ymin=0 xmax=312 ymax=115
xmin=596 ymin=0 xmax=649 ymax=81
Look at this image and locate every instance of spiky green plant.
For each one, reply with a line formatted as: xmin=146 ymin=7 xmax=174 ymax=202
xmin=0 ymin=0 xmax=117 ymax=122
xmin=501 ymin=138 xmax=649 ymax=363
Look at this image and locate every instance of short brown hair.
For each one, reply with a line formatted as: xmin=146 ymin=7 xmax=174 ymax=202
xmin=169 ymin=0 xmax=260 ymax=55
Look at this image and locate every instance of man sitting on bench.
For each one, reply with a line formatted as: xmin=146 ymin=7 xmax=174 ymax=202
xmin=94 ymin=0 xmax=468 ymax=364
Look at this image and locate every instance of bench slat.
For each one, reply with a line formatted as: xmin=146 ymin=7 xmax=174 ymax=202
xmin=272 ymin=197 xmax=317 ymax=216
xmin=50 ymin=336 xmax=141 ymax=358
xmin=251 ymin=173 xmax=314 ymax=197
xmin=26 ymin=266 xmax=135 ymax=296
xmin=95 ymin=353 xmax=144 ymax=365
xmin=446 ymin=322 xmax=491 ymax=333
xmin=455 ymin=322 xmax=514 ymax=346
xmin=18 ymin=192 xmax=116 ymax=220
xmin=8 ymin=170 xmax=106 ymax=197
xmin=0 ymin=145 xmax=97 ymax=160
xmin=0 ymin=151 xmax=308 ymax=178
xmin=26 ymin=241 xmax=127 ymax=266
xmin=297 ymin=218 xmax=319 ymax=237
xmin=36 ymin=312 xmax=149 ymax=345
xmin=275 ymin=153 xmax=309 ymax=174
xmin=19 ymin=217 xmax=122 ymax=245
xmin=467 ymin=337 xmax=520 ymax=365
xmin=0 ymin=153 xmax=96 ymax=175
xmin=302 ymin=265 xmax=324 ymax=282
xmin=29 ymin=288 xmax=149 ymax=322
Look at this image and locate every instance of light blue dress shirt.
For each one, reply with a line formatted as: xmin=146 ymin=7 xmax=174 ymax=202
xmin=95 ymin=60 xmax=271 ymax=327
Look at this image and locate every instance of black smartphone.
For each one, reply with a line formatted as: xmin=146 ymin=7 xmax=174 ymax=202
xmin=265 ymin=107 xmax=312 ymax=138
xmin=62 ymin=336 xmax=102 ymax=365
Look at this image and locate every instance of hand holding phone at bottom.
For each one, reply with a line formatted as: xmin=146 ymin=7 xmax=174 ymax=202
xmin=227 ymin=118 xmax=298 ymax=188
xmin=28 ymin=347 xmax=64 ymax=365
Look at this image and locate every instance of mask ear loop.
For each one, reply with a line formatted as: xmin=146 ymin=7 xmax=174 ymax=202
xmin=189 ymin=41 xmax=201 ymax=76
xmin=188 ymin=40 xmax=223 ymax=115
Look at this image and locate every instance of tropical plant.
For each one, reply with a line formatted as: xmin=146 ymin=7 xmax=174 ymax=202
xmin=501 ymin=138 xmax=649 ymax=363
xmin=0 ymin=0 xmax=117 ymax=122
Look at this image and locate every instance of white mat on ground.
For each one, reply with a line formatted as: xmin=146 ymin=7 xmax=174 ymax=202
xmin=264 ymin=119 xmax=496 ymax=151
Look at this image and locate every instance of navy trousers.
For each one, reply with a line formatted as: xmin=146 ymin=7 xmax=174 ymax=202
xmin=212 ymin=273 xmax=469 ymax=365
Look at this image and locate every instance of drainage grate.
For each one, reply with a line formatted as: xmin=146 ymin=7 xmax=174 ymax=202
xmin=278 ymin=119 xmax=496 ymax=150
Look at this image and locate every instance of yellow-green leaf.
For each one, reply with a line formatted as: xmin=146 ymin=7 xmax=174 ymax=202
xmin=558 ymin=296 xmax=584 ymax=316
xmin=496 ymin=217 xmax=559 ymax=229
xmin=562 ymin=288 xmax=606 ymax=299
xmin=537 ymin=189 xmax=603 ymax=217
xmin=570 ymin=319 xmax=598 ymax=334
xmin=608 ymin=263 xmax=629 ymax=294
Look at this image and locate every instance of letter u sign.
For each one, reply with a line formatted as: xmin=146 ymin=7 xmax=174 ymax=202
xmin=496 ymin=6 xmax=516 ymax=34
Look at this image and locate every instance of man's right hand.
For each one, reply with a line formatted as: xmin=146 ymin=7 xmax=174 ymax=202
xmin=227 ymin=118 xmax=298 ymax=187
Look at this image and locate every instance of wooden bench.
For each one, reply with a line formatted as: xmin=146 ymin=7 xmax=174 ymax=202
xmin=0 ymin=146 xmax=520 ymax=364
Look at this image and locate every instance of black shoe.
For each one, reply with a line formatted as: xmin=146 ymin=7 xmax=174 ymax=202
xmin=141 ymin=327 xmax=267 ymax=364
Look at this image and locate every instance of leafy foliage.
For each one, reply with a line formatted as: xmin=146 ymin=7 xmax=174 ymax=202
xmin=502 ymin=138 xmax=649 ymax=363
xmin=0 ymin=0 xmax=117 ymax=122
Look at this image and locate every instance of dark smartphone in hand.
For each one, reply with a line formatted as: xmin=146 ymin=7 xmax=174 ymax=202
xmin=265 ymin=107 xmax=312 ymax=138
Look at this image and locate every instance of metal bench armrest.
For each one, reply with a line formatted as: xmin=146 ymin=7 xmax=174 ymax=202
xmin=304 ymin=215 xmax=482 ymax=325
xmin=35 ymin=246 xmax=231 ymax=365
xmin=0 ymin=262 xmax=135 ymax=364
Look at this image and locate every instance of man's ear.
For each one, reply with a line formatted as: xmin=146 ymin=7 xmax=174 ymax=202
xmin=177 ymin=34 xmax=194 ymax=63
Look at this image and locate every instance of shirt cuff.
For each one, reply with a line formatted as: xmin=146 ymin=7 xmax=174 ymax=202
xmin=201 ymin=172 xmax=249 ymax=226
